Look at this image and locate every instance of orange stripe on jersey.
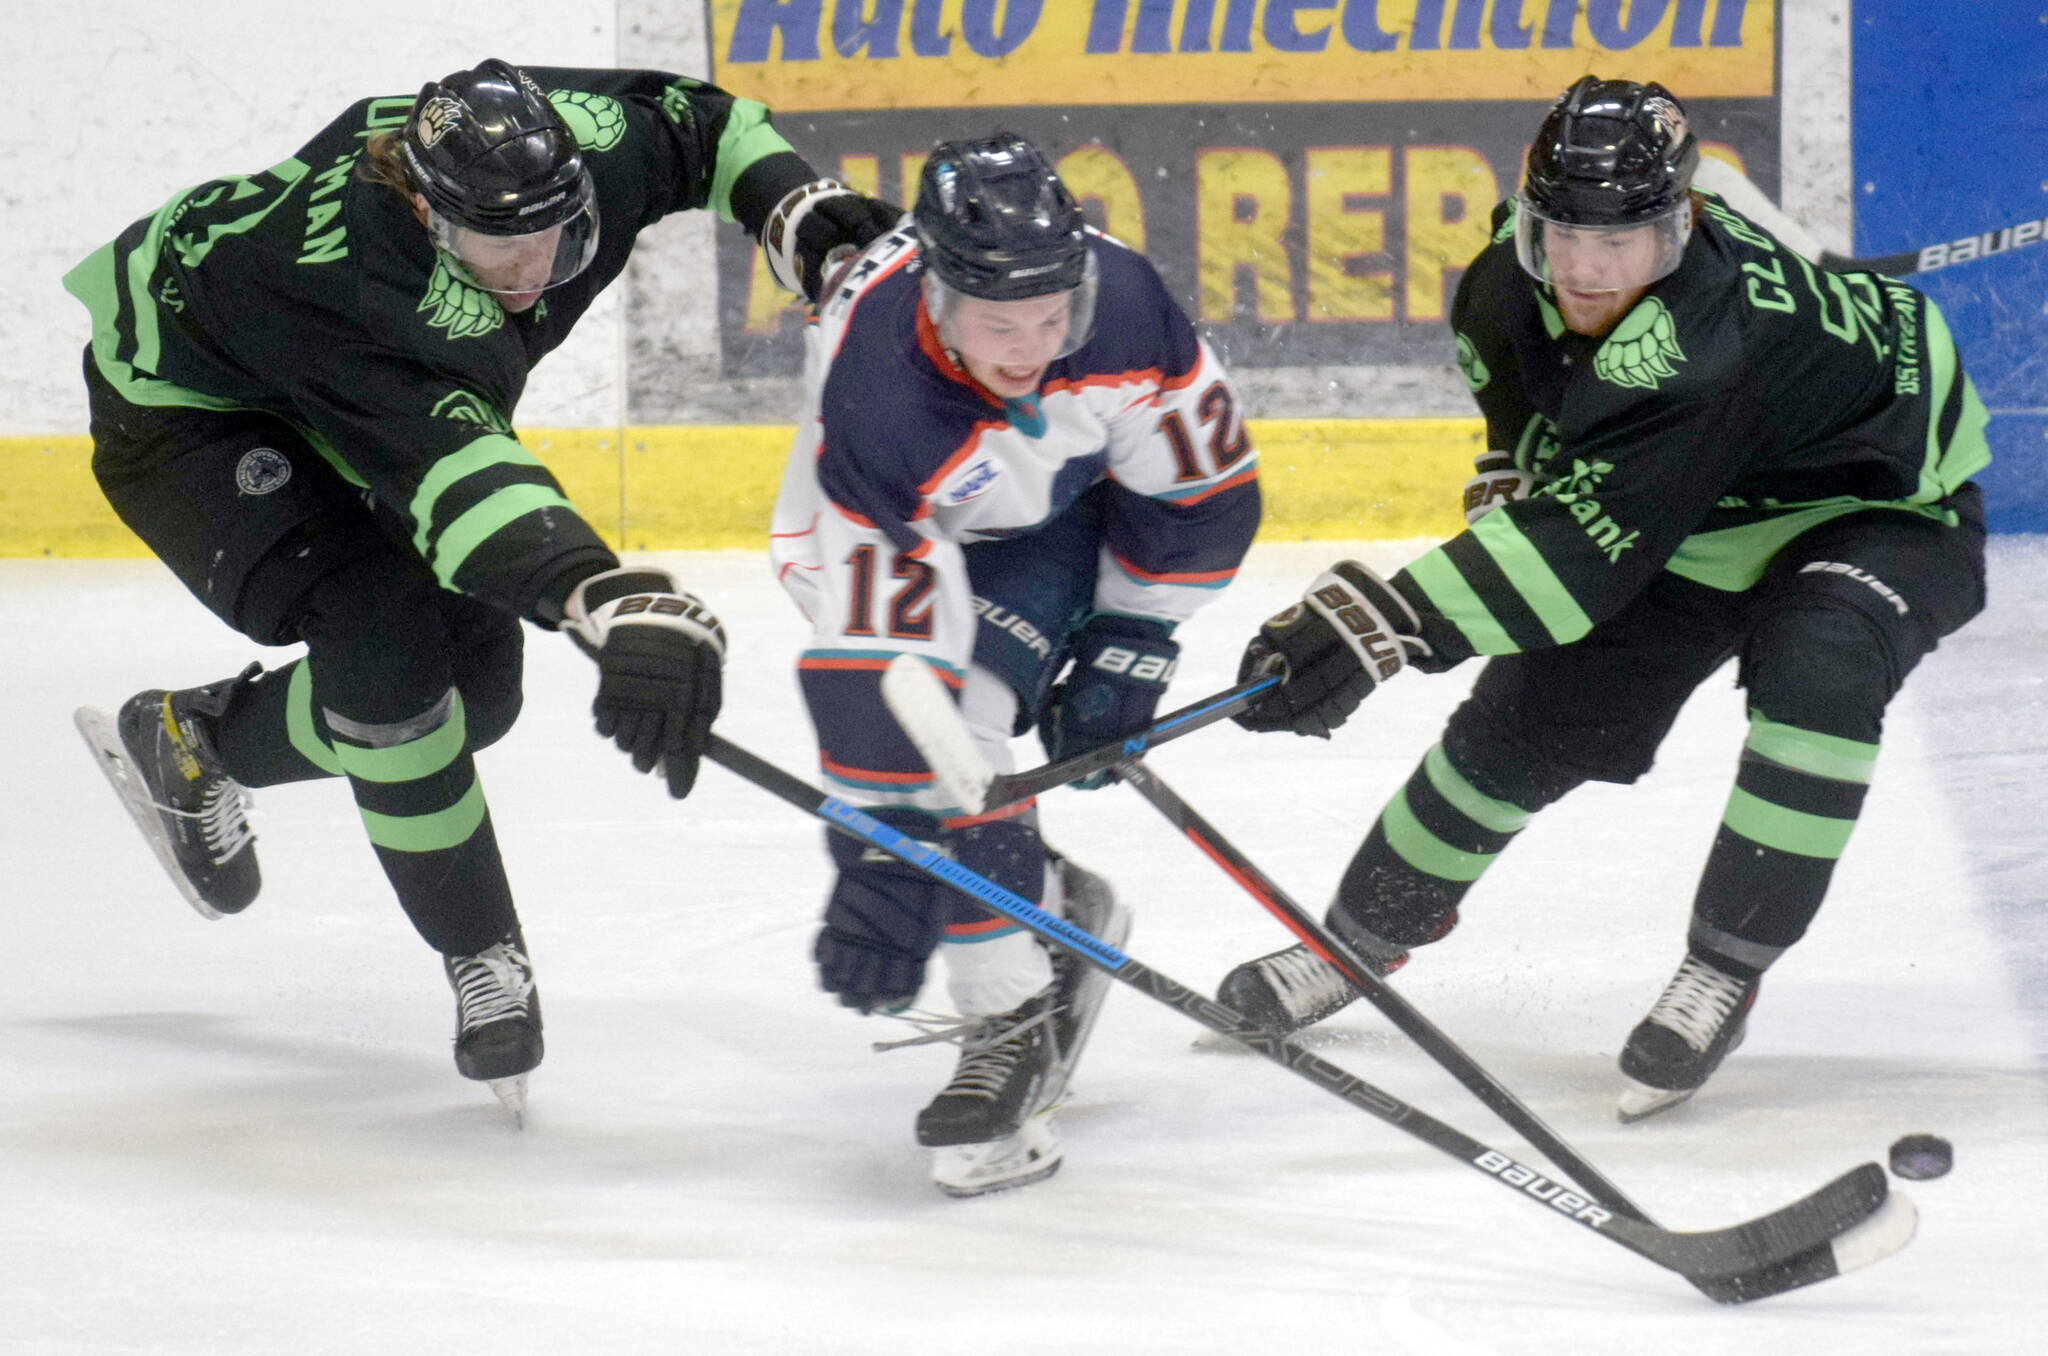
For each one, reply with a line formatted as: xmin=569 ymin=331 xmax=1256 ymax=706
xmin=941 ymin=798 xmax=1036 ymax=830
xmin=917 ymin=424 xmax=1002 ymax=498
xmin=1044 ymin=369 xmax=1163 ymax=399
xmin=945 ymin=916 xmax=1016 ymax=938
xmin=1113 ymin=549 xmax=1240 ymax=585
xmin=820 ymin=754 xmax=933 ymax=785
xmin=799 ymin=655 xmax=892 ymax=672
xmin=1171 ymin=466 xmax=1260 ymax=507
xmin=802 ymin=655 xmax=965 ymax=688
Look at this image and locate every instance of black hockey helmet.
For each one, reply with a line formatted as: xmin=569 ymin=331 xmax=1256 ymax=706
xmin=1524 ymin=76 xmax=1699 ymax=226
xmin=914 ymin=132 xmax=1098 ymax=360
xmin=1514 ymin=77 xmax=1697 ymax=291
xmin=915 ymin=133 xmax=1090 ymax=300
xmin=400 ymin=59 xmax=598 ymax=296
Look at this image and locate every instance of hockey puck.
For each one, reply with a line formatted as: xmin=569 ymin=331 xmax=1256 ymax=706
xmin=1889 ymin=1133 xmax=1953 ymax=1180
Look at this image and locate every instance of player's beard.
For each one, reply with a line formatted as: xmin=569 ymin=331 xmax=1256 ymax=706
xmin=1556 ymin=284 xmax=1647 ymax=337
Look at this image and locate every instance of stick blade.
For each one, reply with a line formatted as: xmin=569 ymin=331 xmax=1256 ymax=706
xmin=881 ymin=654 xmax=992 ymax=813
xmin=1689 ymin=1189 xmax=1917 ymax=1304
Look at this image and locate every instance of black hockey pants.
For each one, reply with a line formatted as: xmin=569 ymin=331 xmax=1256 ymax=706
xmin=1331 ymin=492 xmax=1987 ymax=978
xmin=88 ymin=360 xmax=526 ymax=957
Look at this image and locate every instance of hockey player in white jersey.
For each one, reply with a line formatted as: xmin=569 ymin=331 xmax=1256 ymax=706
xmin=771 ymin=134 xmax=1261 ymax=1194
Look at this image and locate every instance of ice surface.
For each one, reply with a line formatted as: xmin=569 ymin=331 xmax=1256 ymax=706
xmin=6 ymin=540 xmax=2045 ymax=1353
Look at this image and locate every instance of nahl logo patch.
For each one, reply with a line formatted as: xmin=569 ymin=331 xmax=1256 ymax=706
xmin=947 ymin=458 xmax=999 ymax=504
xmin=234 ymin=447 xmax=292 ymax=496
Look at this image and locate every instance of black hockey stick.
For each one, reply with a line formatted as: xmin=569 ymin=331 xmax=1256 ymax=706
xmin=1116 ymin=758 xmax=1647 ymax=1211
xmin=1108 ymin=759 xmax=1892 ymax=1300
xmin=704 ymin=733 xmax=1914 ymax=1301
xmin=1821 ymin=213 xmax=2048 ymax=277
xmin=880 ymin=654 xmax=1278 ymax=815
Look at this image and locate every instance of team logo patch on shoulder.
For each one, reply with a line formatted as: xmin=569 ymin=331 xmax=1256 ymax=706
xmin=548 ymin=90 xmax=626 ymax=152
xmin=946 ymin=458 xmax=1000 ymax=504
xmin=1593 ymin=297 xmax=1686 ymax=391
xmin=234 ymin=447 xmax=292 ymax=496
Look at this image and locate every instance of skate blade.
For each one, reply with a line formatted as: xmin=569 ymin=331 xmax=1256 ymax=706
xmin=74 ymin=706 xmax=223 ymax=921
xmin=930 ymin=1113 xmax=1063 ymax=1198
xmin=1616 ymin=1075 xmax=1698 ymax=1124
xmin=487 ymin=1074 xmax=529 ymax=1128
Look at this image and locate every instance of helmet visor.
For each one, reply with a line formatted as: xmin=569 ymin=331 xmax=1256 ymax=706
xmin=427 ymin=179 xmax=599 ymax=300
xmin=1513 ymin=196 xmax=1691 ymax=294
xmin=923 ymin=248 xmax=1100 ymax=363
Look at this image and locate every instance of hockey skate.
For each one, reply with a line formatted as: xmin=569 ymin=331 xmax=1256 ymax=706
xmin=75 ymin=672 xmax=261 ymax=919
xmin=911 ymin=860 xmax=1132 ymax=1197
xmin=445 ymin=929 xmax=544 ymax=1125
xmin=1216 ymin=922 xmax=1411 ymax=1037
xmin=911 ymin=986 xmax=1059 ymax=1196
xmin=1617 ymin=952 xmax=1759 ymax=1123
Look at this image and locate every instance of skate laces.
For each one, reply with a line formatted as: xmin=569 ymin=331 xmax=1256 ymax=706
xmin=1258 ymin=945 xmax=1351 ymax=1013
xmin=874 ymin=1005 xmax=1053 ymax=1101
xmin=1645 ymin=956 xmax=1750 ymax=1054
xmin=183 ymin=780 xmax=255 ymax=864
xmin=448 ymin=943 xmax=535 ymax=1032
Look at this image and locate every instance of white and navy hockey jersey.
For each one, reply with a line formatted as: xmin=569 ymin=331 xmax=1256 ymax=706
xmin=770 ymin=223 xmax=1261 ymax=810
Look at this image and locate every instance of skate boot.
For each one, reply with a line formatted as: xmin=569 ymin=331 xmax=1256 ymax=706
xmin=1216 ymin=917 xmax=1413 ymax=1037
xmin=444 ymin=928 xmax=544 ymax=1124
xmin=916 ymin=989 xmax=1060 ymax=1197
xmin=74 ymin=667 xmax=261 ymax=919
xmin=1617 ymin=951 xmax=1759 ymax=1123
xmin=1042 ymin=856 xmax=1132 ymax=1110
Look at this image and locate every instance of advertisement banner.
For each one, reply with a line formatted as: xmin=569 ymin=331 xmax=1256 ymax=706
xmin=709 ymin=0 xmax=1780 ymax=378
xmin=1852 ymin=4 xmax=2048 ymax=532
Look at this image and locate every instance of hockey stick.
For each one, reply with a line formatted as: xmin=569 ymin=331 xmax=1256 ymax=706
xmin=704 ymin=732 xmax=1915 ymax=1301
xmin=1820 ymin=215 xmax=2048 ymax=277
xmin=880 ymin=654 xmax=1278 ymax=815
xmin=1691 ymin=157 xmax=2045 ymax=278
xmin=1114 ymin=758 xmax=1647 ymax=1212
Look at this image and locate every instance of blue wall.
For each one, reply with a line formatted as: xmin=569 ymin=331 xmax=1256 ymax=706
xmin=1854 ymin=5 xmax=2048 ymax=531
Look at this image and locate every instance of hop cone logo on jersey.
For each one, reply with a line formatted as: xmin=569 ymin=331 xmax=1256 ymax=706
xmin=549 ymin=91 xmax=626 ymax=152
xmin=1594 ymin=298 xmax=1686 ymax=391
xmin=419 ymin=257 xmax=504 ymax=340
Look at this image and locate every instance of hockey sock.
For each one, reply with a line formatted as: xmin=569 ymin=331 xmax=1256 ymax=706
xmin=328 ymin=686 xmax=519 ymax=955
xmin=940 ymin=807 xmax=1054 ymax=1014
xmin=1690 ymin=713 xmax=1876 ymax=965
xmin=1333 ymin=743 xmax=1534 ymax=946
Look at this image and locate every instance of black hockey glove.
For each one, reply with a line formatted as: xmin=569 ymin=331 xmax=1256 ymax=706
xmin=815 ymin=810 xmax=948 ymax=1013
xmin=1233 ymin=561 xmax=1425 ymax=739
xmin=762 ymin=179 xmax=904 ymax=303
xmin=1462 ymin=450 xmax=1535 ymax=524
xmin=1041 ymin=614 xmax=1181 ymax=789
xmin=561 ymin=567 xmax=726 ymax=798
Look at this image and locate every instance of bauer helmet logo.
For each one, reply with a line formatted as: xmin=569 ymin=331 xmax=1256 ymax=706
xmin=416 ymin=96 xmax=463 ymax=149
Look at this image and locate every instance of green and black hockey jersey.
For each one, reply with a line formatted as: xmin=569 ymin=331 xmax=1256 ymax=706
xmin=64 ymin=67 xmax=818 ymax=618
xmin=1394 ymin=190 xmax=1992 ymax=670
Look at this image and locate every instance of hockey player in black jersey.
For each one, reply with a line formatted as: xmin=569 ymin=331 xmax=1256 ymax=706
xmin=1220 ymin=78 xmax=1989 ymax=1121
xmin=67 ymin=59 xmax=897 ymax=1118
